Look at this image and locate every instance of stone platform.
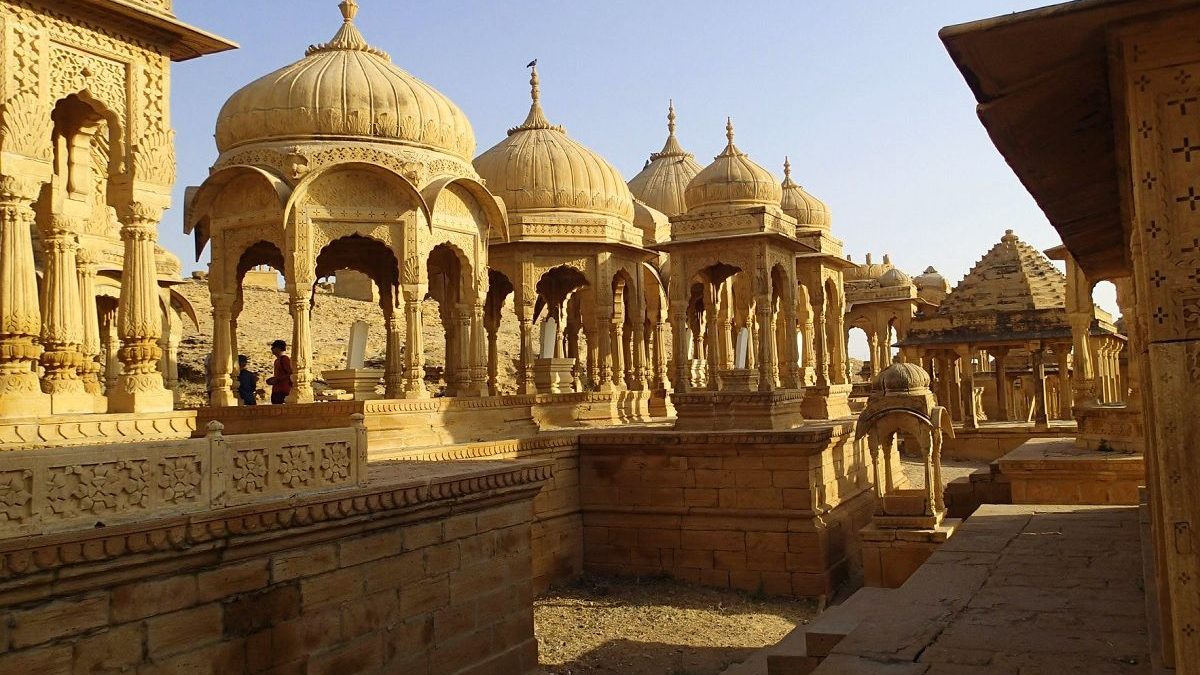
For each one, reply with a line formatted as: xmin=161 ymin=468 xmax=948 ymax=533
xmin=944 ymin=420 xmax=1077 ymax=461
xmin=998 ymin=437 xmax=1143 ymax=505
xmin=810 ymin=504 xmax=1149 ymax=674
xmin=672 ymin=389 xmax=807 ymax=431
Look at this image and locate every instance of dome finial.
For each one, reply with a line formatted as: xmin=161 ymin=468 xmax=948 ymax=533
xmin=668 ymin=100 xmax=677 ymax=136
xmin=509 ymin=60 xmax=562 ymax=135
xmin=530 ymin=62 xmax=540 ymax=106
xmin=784 ymin=156 xmax=791 ymax=178
xmin=726 ymin=117 xmax=735 ymax=146
xmin=306 ymin=0 xmax=388 ymax=58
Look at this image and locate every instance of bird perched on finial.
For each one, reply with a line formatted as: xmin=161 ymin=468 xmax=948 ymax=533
xmin=526 ymin=58 xmax=538 ymax=68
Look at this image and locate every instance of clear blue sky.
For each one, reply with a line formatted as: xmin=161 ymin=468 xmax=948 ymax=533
xmin=165 ymin=0 xmax=1117 ymax=357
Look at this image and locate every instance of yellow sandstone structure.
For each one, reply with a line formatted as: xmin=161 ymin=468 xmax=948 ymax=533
xmin=1 ymin=0 xmax=1195 ymax=673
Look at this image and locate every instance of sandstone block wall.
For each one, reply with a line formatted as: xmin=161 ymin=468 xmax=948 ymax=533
xmin=0 ymin=461 xmax=548 ymax=675
xmin=577 ymin=426 xmax=877 ymax=598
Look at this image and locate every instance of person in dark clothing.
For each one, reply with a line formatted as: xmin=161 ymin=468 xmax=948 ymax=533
xmin=236 ymin=354 xmax=258 ymax=406
xmin=267 ymin=339 xmax=293 ymax=405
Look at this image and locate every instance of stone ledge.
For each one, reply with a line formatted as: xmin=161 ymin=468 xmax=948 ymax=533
xmin=0 ymin=459 xmax=552 ymax=592
xmin=0 ymin=410 xmax=198 ymax=451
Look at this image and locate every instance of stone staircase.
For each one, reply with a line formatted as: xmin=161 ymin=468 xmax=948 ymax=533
xmin=720 ymin=587 xmax=892 ymax=675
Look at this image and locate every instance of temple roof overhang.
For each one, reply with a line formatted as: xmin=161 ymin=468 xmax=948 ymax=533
xmin=940 ymin=0 xmax=1191 ymax=281
xmin=68 ymin=0 xmax=238 ymax=61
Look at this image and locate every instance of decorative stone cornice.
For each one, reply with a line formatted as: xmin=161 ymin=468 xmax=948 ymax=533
xmin=0 ymin=459 xmax=552 ymax=584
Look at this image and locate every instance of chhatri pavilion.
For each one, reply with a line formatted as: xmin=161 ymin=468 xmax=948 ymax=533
xmin=0 ymin=0 xmax=1195 ymax=673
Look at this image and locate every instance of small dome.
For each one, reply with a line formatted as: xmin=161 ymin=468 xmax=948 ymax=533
xmin=914 ymin=265 xmax=951 ymax=303
xmin=780 ymin=158 xmax=831 ymax=228
xmin=684 ymin=119 xmax=781 ymax=214
xmin=879 ymin=267 xmax=912 ymax=288
xmin=874 ymin=362 xmax=931 ymax=394
xmin=474 ymin=67 xmax=634 ymax=221
xmin=628 ymin=101 xmax=703 ymax=218
xmin=215 ymin=1 xmax=475 ymax=160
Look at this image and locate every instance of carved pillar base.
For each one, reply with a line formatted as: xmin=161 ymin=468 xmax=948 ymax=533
xmin=801 ymin=383 xmax=853 ymax=420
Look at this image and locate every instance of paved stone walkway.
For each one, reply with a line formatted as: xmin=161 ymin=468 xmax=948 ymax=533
xmin=814 ymin=504 xmax=1150 ymax=674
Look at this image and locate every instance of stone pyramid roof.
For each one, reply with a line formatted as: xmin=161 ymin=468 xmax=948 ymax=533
xmin=938 ymin=229 xmax=1066 ymax=315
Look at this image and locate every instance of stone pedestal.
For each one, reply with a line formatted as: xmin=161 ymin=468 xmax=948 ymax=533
xmin=1075 ymin=405 xmax=1144 ymax=453
xmin=718 ymin=368 xmax=759 ymax=392
xmin=860 ymin=519 xmax=960 ymax=588
xmin=801 ymin=383 xmax=852 ymax=419
xmin=671 ymin=389 xmax=804 ymax=431
xmin=322 ymin=368 xmax=383 ymax=400
xmin=533 ymin=357 xmax=575 ymax=394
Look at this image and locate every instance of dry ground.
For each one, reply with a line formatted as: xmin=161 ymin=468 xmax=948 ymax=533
xmin=534 ymin=576 xmax=815 ymax=675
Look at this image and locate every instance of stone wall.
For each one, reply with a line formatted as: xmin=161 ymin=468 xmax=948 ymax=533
xmin=0 ymin=460 xmax=549 ymax=675
xmin=577 ymin=425 xmax=877 ymax=598
xmin=386 ymin=435 xmax=583 ymax=594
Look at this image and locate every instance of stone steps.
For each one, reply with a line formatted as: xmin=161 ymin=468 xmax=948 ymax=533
xmin=719 ymin=587 xmax=893 ymax=675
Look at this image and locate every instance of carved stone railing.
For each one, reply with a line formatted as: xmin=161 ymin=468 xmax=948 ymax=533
xmin=0 ymin=414 xmax=367 ymax=538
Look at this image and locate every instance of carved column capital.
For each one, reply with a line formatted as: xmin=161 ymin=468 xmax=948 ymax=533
xmin=0 ymin=175 xmax=42 ymax=204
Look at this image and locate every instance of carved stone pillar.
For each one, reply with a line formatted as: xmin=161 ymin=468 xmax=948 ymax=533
xmin=455 ymin=304 xmax=473 ymax=396
xmin=631 ymin=322 xmax=648 ymax=391
xmin=102 ymin=308 xmax=120 ymax=394
xmin=960 ymin=346 xmax=979 ymax=429
xmin=1114 ymin=277 xmax=1141 ymax=410
xmin=213 ymin=290 xmax=238 ymax=401
xmin=813 ymin=307 xmax=829 ymax=387
xmin=1068 ymin=314 xmax=1098 ymax=408
xmin=486 ymin=324 xmax=500 ymax=396
xmin=402 ymin=289 xmax=428 ymax=398
xmin=470 ymin=303 xmax=488 ymax=396
xmin=1032 ymin=346 xmax=1049 ymax=430
xmin=654 ymin=319 xmax=671 ymax=391
xmin=1052 ymin=343 xmax=1073 ymax=419
xmin=611 ymin=319 xmax=626 ymax=390
xmin=670 ymin=306 xmax=689 ymax=394
xmin=867 ymin=331 xmax=880 ymax=378
xmin=39 ymin=219 xmax=91 ymax=412
xmin=383 ymin=307 xmax=404 ymax=398
xmin=109 ymin=203 xmax=172 ymax=413
xmin=0 ymin=176 xmax=49 ymax=417
xmin=286 ymin=293 xmax=314 ymax=404
xmin=756 ymin=303 xmax=775 ymax=392
xmin=76 ymin=249 xmax=103 ymax=400
xmin=992 ymin=347 xmax=1010 ymax=421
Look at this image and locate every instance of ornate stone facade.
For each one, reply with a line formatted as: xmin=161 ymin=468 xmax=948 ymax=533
xmin=0 ymin=0 xmax=234 ymax=417
xmin=187 ymin=1 xmax=501 ymax=405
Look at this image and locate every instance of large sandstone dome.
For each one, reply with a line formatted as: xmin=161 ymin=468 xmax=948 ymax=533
xmin=214 ymin=0 xmax=475 ymax=161
xmin=474 ymin=68 xmax=634 ymax=221
xmin=684 ymin=120 xmax=781 ymax=214
xmin=780 ymin=158 xmax=831 ymax=228
xmin=627 ymin=102 xmax=703 ymax=218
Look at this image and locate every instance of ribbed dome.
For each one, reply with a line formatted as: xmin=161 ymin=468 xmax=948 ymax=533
xmin=780 ymin=158 xmax=831 ymax=228
xmin=879 ymin=267 xmax=912 ymax=288
xmin=628 ymin=102 xmax=703 ymax=218
xmin=874 ymin=362 xmax=931 ymax=394
xmin=474 ymin=67 xmax=634 ymax=221
xmin=214 ymin=0 xmax=475 ymax=160
xmin=684 ymin=119 xmax=781 ymax=215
